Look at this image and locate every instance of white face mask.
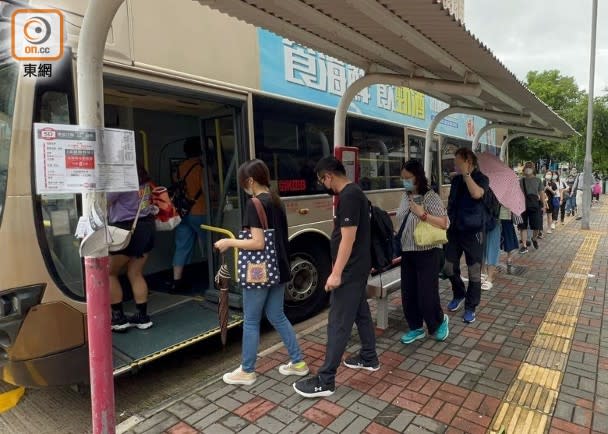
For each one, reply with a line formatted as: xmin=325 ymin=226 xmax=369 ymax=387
xmin=524 ymin=168 xmax=533 ymax=175
xmin=244 ymin=188 xmax=253 ymax=196
xmin=545 ymin=174 xmax=552 ymax=180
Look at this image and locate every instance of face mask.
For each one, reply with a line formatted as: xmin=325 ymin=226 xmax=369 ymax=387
xmin=552 ymin=175 xmax=558 ymax=180
xmin=323 ymin=187 xmax=336 ymax=196
xmin=545 ymin=175 xmax=551 ymax=180
xmin=524 ymin=168 xmax=533 ymax=175
xmin=244 ymin=188 xmax=253 ymax=196
xmin=402 ymin=179 xmax=415 ymax=192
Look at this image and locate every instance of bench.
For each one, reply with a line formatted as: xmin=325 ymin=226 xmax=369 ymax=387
xmin=366 ymin=266 xmax=402 ymax=330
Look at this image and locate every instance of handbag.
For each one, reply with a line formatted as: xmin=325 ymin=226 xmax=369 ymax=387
xmin=414 ymin=221 xmax=448 ymax=246
xmin=107 ymin=192 xmax=145 ymax=252
xmin=237 ymin=197 xmax=280 ymax=289
xmin=152 ymin=186 xmax=182 ymax=231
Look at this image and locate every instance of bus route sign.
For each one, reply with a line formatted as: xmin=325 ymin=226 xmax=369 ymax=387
xmin=33 ymin=123 xmax=138 ymax=194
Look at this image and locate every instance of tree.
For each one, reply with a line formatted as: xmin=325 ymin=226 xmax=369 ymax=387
xmin=509 ymin=70 xmax=608 ymax=173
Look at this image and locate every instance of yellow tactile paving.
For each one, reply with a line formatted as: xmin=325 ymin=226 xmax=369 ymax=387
xmin=489 ymin=232 xmax=601 ymax=434
xmin=530 ymin=334 xmax=571 ymax=353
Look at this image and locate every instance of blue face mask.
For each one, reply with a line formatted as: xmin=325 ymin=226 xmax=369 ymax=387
xmin=402 ymin=179 xmax=415 ymax=192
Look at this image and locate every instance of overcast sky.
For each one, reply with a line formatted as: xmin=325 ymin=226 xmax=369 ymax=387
xmin=464 ymin=0 xmax=608 ymax=96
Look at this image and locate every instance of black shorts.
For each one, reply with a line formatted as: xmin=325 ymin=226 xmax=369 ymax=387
xmin=110 ymin=216 xmax=155 ymax=258
xmin=518 ymin=208 xmax=542 ymax=231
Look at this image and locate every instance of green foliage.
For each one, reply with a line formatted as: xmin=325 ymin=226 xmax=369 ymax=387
xmin=508 ymin=70 xmax=608 ymax=173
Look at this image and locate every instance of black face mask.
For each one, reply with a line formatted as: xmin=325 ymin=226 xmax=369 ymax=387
xmin=323 ymin=186 xmax=336 ymax=196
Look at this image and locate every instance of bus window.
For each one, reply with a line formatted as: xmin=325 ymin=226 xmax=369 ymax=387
xmin=254 ymin=99 xmax=332 ymax=196
xmin=0 ymin=64 xmax=18 ymax=225
xmin=408 ymin=134 xmax=439 ymax=191
xmin=37 ymin=91 xmax=84 ymax=299
xmin=350 ymin=120 xmax=405 ymax=191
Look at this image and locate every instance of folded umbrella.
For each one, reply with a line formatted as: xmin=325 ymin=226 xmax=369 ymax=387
xmin=214 ymin=256 xmax=231 ymax=347
xmin=477 ymin=152 xmax=525 ymax=216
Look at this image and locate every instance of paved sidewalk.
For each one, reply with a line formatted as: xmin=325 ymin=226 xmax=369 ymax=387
xmin=120 ymin=204 xmax=608 ymax=434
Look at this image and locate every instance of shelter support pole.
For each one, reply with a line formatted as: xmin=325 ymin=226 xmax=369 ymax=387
xmin=499 ymin=133 xmax=568 ymax=163
xmin=333 ymin=74 xmax=481 ymax=151
xmin=424 ymin=107 xmax=532 ymax=175
xmin=77 ymin=1 xmax=125 ymax=433
xmin=582 ymin=0 xmax=598 ymax=230
xmin=471 ymin=122 xmax=494 ymax=152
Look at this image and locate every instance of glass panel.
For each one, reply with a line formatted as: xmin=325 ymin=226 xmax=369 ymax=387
xmin=0 ymin=63 xmax=18 ymax=225
xmin=256 ymin=113 xmax=332 ymax=196
xmin=352 ymin=129 xmax=405 ymax=191
xmin=37 ymin=91 xmax=84 ymax=298
xmin=202 ymin=115 xmax=242 ymax=284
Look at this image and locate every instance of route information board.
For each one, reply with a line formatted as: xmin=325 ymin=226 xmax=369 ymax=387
xmin=34 ymin=123 xmax=138 ymax=193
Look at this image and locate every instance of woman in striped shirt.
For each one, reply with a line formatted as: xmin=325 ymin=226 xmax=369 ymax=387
xmin=396 ymin=159 xmax=450 ymax=345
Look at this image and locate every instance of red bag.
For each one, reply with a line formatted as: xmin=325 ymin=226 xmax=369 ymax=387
xmin=152 ymin=186 xmax=181 ymax=231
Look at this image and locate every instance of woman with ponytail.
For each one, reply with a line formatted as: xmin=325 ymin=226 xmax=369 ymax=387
xmin=214 ymin=159 xmax=308 ymax=385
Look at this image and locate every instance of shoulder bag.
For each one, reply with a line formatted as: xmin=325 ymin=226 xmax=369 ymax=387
xmin=237 ymin=197 xmax=280 ymax=289
xmin=413 ymin=192 xmax=448 ymax=246
xmin=108 ymin=193 xmax=146 ymax=252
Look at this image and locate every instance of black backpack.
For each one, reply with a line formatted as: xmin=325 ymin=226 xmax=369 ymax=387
xmin=369 ymin=201 xmax=395 ymax=271
xmin=482 ymin=187 xmax=500 ymax=231
xmin=169 ymin=162 xmax=202 ymax=217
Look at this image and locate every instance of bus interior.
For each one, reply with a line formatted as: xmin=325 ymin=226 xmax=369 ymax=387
xmin=37 ymin=76 xmax=247 ymax=373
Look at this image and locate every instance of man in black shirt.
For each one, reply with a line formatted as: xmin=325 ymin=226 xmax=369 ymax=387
xmin=293 ymin=156 xmax=379 ymax=398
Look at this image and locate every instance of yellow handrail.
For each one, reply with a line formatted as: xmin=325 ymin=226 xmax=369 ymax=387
xmin=139 ymin=130 xmax=149 ymax=172
xmin=200 ymin=224 xmax=238 ymax=281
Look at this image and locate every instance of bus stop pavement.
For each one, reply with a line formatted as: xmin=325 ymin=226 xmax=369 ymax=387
xmin=120 ymin=202 xmax=608 ymax=434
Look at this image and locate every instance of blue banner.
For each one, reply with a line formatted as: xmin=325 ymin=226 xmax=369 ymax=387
xmin=258 ymin=29 xmax=493 ymax=145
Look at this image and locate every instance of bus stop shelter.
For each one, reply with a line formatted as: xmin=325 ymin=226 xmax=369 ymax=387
xmin=75 ymin=1 xmax=579 ymax=433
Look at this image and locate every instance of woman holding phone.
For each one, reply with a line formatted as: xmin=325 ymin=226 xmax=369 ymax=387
xmin=395 ymin=159 xmax=450 ymax=345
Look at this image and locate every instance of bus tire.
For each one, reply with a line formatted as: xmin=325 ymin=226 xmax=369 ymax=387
xmin=284 ymin=241 xmax=330 ymax=323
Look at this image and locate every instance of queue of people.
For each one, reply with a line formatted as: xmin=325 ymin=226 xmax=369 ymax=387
xmin=106 ymin=143 xmax=596 ymax=398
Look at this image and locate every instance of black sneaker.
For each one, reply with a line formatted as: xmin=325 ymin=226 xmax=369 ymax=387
xmin=111 ymin=311 xmax=130 ymax=332
xmin=526 ymin=241 xmax=531 ymax=247
xmin=518 ymin=246 xmax=528 ymax=254
xmin=293 ymin=376 xmax=335 ymax=398
xmin=532 ymin=239 xmax=539 ymax=250
xmin=537 ymin=232 xmax=544 ymax=239
xmin=127 ymin=312 xmax=153 ymax=330
xmin=343 ymin=355 xmax=380 ymax=372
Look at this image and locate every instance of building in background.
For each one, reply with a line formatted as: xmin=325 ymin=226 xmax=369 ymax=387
xmin=442 ymin=0 xmax=465 ymax=22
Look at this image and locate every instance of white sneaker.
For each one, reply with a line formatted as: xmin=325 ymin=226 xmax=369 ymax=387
xmin=278 ymin=361 xmax=310 ymax=376
xmin=222 ymin=366 xmax=256 ymax=385
xmin=551 ymin=223 xmax=556 ymax=230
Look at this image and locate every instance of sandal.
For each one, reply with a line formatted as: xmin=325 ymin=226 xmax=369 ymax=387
xmin=481 ymin=281 xmax=493 ymax=291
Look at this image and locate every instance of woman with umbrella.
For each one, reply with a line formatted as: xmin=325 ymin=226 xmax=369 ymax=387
xmin=214 ymin=159 xmax=308 ymax=386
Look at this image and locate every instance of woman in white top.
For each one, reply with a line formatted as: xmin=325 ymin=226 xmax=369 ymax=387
xmin=396 ymin=159 xmax=450 ymax=345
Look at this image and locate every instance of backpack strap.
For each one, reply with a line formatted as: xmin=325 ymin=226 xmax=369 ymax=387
xmin=250 ymin=197 xmax=269 ymax=230
xmin=178 ymin=161 xmax=203 ymax=201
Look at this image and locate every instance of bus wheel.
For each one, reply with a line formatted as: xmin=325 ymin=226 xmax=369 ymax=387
xmin=285 ymin=243 xmax=330 ymax=323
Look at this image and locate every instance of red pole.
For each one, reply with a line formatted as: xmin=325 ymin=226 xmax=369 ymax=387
xmin=85 ymin=256 xmax=115 ymax=434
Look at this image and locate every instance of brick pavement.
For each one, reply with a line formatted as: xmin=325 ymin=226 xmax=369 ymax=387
xmin=121 ymin=203 xmax=608 ymax=434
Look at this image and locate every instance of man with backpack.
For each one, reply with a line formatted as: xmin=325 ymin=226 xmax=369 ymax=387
xmin=171 ymin=137 xmax=208 ymax=292
xmin=293 ymin=156 xmax=379 ymax=398
xmin=443 ymin=148 xmax=490 ymax=324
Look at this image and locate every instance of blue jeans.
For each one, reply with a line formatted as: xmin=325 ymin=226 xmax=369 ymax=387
xmin=173 ymin=214 xmax=207 ymax=266
xmin=241 ymin=283 xmax=303 ymax=373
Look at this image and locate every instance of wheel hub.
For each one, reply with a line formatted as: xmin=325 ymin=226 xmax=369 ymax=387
xmin=286 ymin=256 xmax=318 ymax=302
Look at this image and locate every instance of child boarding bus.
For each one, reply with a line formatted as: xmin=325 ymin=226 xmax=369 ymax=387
xmin=0 ymin=0 xmax=487 ymax=387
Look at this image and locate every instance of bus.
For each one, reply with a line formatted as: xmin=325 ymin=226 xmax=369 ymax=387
xmin=0 ymin=0 xmax=491 ymax=387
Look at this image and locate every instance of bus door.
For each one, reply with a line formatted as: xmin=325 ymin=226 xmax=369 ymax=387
xmin=200 ymin=110 xmax=245 ymax=305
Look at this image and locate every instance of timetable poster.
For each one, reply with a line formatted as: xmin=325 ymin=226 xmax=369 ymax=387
xmin=34 ymin=123 xmax=138 ymax=194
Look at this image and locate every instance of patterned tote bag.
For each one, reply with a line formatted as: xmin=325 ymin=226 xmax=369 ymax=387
xmin=237 ymin=197 xmax=280 ymax=289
